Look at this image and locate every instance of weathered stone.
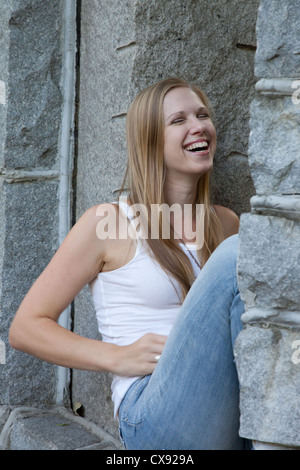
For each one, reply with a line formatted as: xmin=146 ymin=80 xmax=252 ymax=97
xmin=76 ymin=0 xmax=136 ymax=214
xmin=248 ymin=94 xmax=300 ymax=196
xmin=236 ymin=0 xmax=300 ymax=450
xmin=255 ymin=0 xmax=300 ymax=78
xmin=4 ymin=0 xmax=63 ymax=170
xmin=0 ymin=406 xmax=11 ymax=435
xmin=0 ymin=3 xmax=11 ymax=166
xmin=0 ymin=4 xmax=12 ymax=353
xmin=234 ymin=325 xmax=300 ymax=447
xmin=238 ymin=213 xmax=300 ymax=312
xmin=0 ymin=180 xmax=59 ymax=405
xmin=0 ymin=0 xmax=75 ymax=413
xmin=72 ymin=366 xmax=116 ymax=438
xmin=0 ymin=406 xmax=122 ymax=450
xmin=211 ymin=154 xmax=255 ymax=216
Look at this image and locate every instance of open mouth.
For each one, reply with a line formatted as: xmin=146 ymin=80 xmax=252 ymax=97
xmin=184 ymin=140 xmax=209 ymax=153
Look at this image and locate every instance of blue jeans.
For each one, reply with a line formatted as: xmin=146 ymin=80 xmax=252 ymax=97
xmin=119 ymin=235 xmax=249 ymax=450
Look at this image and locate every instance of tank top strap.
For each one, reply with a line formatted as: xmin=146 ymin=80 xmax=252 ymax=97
xmin=116 ymin=199 xmax=134 ymax=221
xmin=112 ymin=199 xmax=145 ymax=253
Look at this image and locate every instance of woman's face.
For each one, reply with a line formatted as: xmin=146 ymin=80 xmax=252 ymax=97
xmin=163 ymin=87 xmax=216 ymax=182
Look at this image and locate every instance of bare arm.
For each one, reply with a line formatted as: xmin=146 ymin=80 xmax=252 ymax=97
xmin=9 ymin=204 xmax=166 ymax=376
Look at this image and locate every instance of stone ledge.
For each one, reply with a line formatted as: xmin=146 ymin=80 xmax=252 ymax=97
xmin=0 ymin=406 xmax=124 ymax=450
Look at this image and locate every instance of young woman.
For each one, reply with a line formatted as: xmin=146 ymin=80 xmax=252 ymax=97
xmin=9 ymin=78 xmax=249 ymax=450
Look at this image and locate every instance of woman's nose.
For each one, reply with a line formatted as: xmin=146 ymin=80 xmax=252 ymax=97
xmin=189 ymin=116 xmax=206 ymax=134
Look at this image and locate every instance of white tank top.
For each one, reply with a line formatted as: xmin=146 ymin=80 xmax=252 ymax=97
xmin=89 ymin=201 xmax=201 ymax=418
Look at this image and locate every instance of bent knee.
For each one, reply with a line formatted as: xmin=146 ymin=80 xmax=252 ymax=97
xmin=211 ymin=234 xmax=239 ymax=269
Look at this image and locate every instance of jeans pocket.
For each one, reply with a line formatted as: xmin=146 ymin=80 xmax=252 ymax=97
xmin=119 ymin=375 xmax=151 ymax=426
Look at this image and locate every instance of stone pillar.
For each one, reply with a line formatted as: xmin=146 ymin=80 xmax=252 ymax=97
xmin=74 ymin=0 xmax=259 ymax=437
xmin=235 ymin=0 xmax=300 ymax=449
xmin=0 ymin=0 xmax=76 ymax=407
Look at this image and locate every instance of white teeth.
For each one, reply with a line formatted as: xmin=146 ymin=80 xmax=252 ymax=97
xmin=185 ymin=141 xmax=209 ymax=151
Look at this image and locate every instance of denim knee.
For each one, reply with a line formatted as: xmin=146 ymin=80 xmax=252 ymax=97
xmin=202 ymin=234 xmax=239 ymax=285
xmin=215 ymin=234 xmax=239 ymax=258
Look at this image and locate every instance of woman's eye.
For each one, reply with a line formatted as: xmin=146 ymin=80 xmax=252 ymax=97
xmin=197 ymin=114 xmax=209 ymax=119
xmin=172 ymin=118 xmax=185 ymax=124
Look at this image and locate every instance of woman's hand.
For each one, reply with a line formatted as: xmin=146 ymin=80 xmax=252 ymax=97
xmin=112 ymin=333 xmax=167 ymax=377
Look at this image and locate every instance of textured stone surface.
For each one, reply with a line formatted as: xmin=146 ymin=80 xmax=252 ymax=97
xmin=5 ymin=0 xmax=63 ymax=170
xmin=0 ymin=0 xmax=68 ymax=411
xmin=72 ymin=366 xmax=116 ymax=437
xmin=255 ymin=0 xmax=300 ymax=78
xmin=0 ymin=407 xmax=122 ymax=450
xmin=234 ymin=325 xmax=300 ymax=446
xmin=211 ymin=154 xmax=254 ymax=215
xmin=0 ymin=181 xmax=59 ymax=405
xmin=238 ymin=213 xmax=300 ymax=311
xmin=0 ymin=406 xmax=10 ymax=435
xmin=0 ymin=4 xmax=12 ymax=374
xmin=0 ymin=2 xmax=11 ymax=166
xmin=236 ymin=0 xmax=300 ymax=449
xmin=76 ymin=0 xmax=136 ymax=213
xmin=248 ymin=94 xmax=300 ymax=195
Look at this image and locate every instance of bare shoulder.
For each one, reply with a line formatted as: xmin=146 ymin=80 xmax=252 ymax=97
xmin=48 ymin=202 xmax=122 ymax=281
xmin=49 ymin=204 xmax=114 ymax=278
xmin=213 ymin=205 xmax=240 ymax=238
xmin=89 ymin=202 xmax=129 ymax=240
xmin=71 ymin=201 xmax=124 ymax=255
xmin=79 ymin=202 xmax=119 ymax=225
xmin=74 ymin=202 xmax=121 ymax=239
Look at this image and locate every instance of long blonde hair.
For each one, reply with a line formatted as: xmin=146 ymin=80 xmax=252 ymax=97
xmin=120 ymin=77 xmax=224 ymax=300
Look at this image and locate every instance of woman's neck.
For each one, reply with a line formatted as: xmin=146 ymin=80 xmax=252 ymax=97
xmin=163 ymin=178 xmax=198 ymax=208
xmin=163 ymin=179 xmax=199 ymax=243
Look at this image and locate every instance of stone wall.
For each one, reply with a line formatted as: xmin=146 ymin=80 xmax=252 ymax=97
xmin=73 ymin=0 xmax=259 ymax=437
xmin=0 ymin=0 xmax=76 ymax=407
xmin=235 ymin=0 xmax=300 ymax=449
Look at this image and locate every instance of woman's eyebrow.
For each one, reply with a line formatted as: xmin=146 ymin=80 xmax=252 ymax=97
xmin=166 ymin=110 xmax=185 ymax=121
